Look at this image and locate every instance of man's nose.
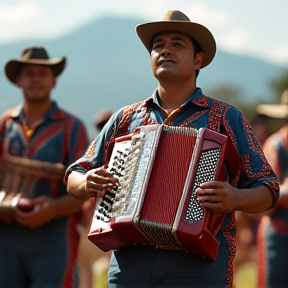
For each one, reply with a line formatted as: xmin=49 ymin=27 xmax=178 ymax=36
xmin=160 ymin=46 xmax=172 ymax=56
xmin=31 ymin=74 xmax=42 ymax=81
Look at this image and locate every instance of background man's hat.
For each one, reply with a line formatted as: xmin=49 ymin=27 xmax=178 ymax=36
xmin=256 ymin=88 xmax=288 ymax=119
xmin=136 ymin=10 xmax=216 ymax=68
xmin=5 ymin=46 xmax=66 ymax=84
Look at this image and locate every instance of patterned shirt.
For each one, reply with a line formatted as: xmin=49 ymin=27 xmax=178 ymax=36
xmin=66 ymin=87 xmax=279 ymax=285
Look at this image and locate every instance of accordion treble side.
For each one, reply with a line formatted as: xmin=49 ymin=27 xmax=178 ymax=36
xmin=88 ymin=124 xmax=228 ymax=259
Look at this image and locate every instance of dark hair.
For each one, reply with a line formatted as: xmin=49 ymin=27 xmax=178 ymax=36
xmin=190 ymin=37 xmax=202 ymax=79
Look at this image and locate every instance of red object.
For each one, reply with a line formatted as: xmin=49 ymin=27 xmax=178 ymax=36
xmin=16 ymin=198 xmax=35 ymax=212
xmin=88 ymin=125 xmax=229 ymax=260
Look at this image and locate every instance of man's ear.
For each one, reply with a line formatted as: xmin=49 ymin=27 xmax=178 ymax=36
xmin=52 ymin=77 xmax=57 ymax=88
xmin=195 ymin=52 xmax=204 ymax=69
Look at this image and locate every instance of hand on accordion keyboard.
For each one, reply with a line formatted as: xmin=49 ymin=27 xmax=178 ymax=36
xmin=85 ymin=167 xmax=119 ymax=199
xmin=195 ymin=180 xmax=239 ymax=213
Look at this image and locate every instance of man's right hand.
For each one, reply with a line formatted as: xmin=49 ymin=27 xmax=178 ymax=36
xmin=85 ymin=167 xmax=118 ymax=198
xmin=67 ymin=168 xmax=118 ymax=201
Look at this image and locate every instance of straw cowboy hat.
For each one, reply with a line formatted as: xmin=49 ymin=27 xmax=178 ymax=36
xmin=256 ymin=89 xmax=288 ymax=119
xmin=136 ymin=10 xmax=216 ymax=68
xmin=5 ymin=46 xmax=66 ymax=84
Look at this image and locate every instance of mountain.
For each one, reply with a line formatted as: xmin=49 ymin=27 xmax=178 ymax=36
xmin=0 ymin=16 xmax=287 ymax=138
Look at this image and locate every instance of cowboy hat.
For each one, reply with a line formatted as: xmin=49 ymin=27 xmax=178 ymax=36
xmin=136 ymin=10 xmax=216 ymax=68
xmin=5 ymin=46 xmax=66 ymax=84
xmin=256 ymin=89 xmax=288 ymax=119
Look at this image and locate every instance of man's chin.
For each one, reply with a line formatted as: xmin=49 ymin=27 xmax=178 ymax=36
xmin=155 ymin=69 xmax=177 ymax=80
xmin=25 ymin=95 xmax=50 ymax=103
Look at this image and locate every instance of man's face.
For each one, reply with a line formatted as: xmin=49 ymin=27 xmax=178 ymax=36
xmin=150 ymin=31 xmax=202 ymax=82
xmin=16 ymin=64 xmax=56 ymax=102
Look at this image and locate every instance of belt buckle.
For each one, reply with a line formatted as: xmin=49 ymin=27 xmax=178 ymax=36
xmin=155 ymin=244 xmax=185 ymax=251
xmin=155 ymin=244 xmax=172 ymax=250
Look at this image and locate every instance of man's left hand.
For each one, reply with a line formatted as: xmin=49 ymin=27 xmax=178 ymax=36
xmin=15 ymin=195 xmax=56 ymax=228
xmin=195 ymin=181 xmax=238 ymax=213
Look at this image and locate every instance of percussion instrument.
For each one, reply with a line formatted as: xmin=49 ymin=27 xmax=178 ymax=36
xmin=0 ymin=154 xmax=65 ymax=219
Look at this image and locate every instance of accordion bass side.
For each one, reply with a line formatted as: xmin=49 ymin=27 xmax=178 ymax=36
xmin=88 ymin=124 xmax=228 ymax=260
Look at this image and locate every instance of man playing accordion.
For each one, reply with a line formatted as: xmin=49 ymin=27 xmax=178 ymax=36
xmin=65 ymin=10 xmax=279 ymax=288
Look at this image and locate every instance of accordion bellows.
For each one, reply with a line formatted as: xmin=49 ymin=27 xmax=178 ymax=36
xmin=88 ymin=124 xmax=228 ymax=260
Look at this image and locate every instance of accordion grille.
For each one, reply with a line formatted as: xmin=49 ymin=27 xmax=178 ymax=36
xmin=185 ymin=148 xmax=221 ymax=222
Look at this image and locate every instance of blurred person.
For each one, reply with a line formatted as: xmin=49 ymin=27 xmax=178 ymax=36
xmin=0 ymin=46 xmax=89 ymax=288
xmin=94 ymin=109 xmax=114 ymax=132
xmin=233 ymin=112 xmax=272 ymax=287
xmin=77 ymin=109 xmax=113 ymax=288
xmin=65 ymin=10 xmax=279 ymax=288
xmin=256 ymin=87 xmax=288 ymax=288
xmin=250 ymin=114 xmax=272 ymax=146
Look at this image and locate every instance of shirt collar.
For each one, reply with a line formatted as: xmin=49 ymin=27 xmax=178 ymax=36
xmin=148 ymin=87 xmax=209 ymax=109
xmin=9 ymin=101 xmax=66 ymax=121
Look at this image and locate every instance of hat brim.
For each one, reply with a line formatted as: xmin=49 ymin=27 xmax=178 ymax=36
xmin=256 ymin=104 xmax=288 ymax=119
xmin=5 ymin=57 xmax=66 ymax=84
xmin=136 ymin=21 xmax=216 ymax=68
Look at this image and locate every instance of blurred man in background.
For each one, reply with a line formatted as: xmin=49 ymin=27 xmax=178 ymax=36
xmin=0 ymin=46 xmax=88 ymax=288
xmin=256 ymin=87 xmax=288 ymax=288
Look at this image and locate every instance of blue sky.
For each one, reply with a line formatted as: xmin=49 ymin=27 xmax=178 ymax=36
xmin=1 ymin=0 xmax=288 ymax=66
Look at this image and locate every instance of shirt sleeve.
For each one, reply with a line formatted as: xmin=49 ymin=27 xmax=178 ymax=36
xmin=64 ymin=109 xmax=124 ymax=183
xmin=224 ymin=106 xmax=279 ymax=206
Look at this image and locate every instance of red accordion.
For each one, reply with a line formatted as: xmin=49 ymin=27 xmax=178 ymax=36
xmin=88 ymin=124 xmax=228 ymax=260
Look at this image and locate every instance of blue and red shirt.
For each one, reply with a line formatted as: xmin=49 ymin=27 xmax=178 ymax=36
xmin=66 ymin=87 xmax=279 ymax=286
xmin=0 ymin=101 xmax=89 ymax=287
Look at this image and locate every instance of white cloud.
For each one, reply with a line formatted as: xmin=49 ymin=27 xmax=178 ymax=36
xmin=269 ymin=44 xmax=288 ymax=65
xmin=0 ymin=1 xmax=44 ymax=42
xmin=218 ymin=28 xmax=251 ymax=53
xmin=217 ymin=28 xmax=288 ymax=65
xmin=183 ymin=3 xmax=231 ymax=28
xmin=0 ymin=1 xmax=43 ymax=25
xmin=101 ymin=1 xmax=232 ymax=29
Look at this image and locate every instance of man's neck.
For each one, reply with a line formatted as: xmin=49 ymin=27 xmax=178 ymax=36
xmin=23 ymin=99 xmax=53 ymax=126
xmin=157 ymin=82 xmax=197 ymax=111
